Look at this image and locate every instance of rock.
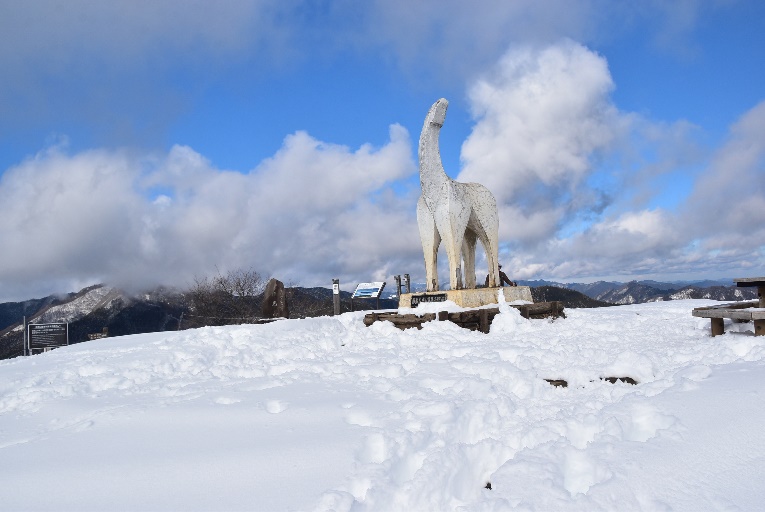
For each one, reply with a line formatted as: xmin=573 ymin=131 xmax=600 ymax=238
xmin=261 ymin=278 xmax=289 ymax=319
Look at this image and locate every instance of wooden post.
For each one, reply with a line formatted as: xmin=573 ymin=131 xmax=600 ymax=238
xmin=711 ymin=317 xmax=724 ymax=336
xmin=394 ymin=275 xmax=402 ymax=297
xmin=754 ymin=319 xmax=765 ymax=336
xmin=404 ymin=274 xmax=411 ymax=294
xmin=759 ymin=286 xmax=765 ymax=308
xmin=332 ymin=279 xmax=341 ymax=316
xmin=438 ymin=311 xmax=448 ymax=321
xmin=479 ymin=309 xmax=490 ymax=334
xmin=22 ymin=316 xmax=27 ymax=356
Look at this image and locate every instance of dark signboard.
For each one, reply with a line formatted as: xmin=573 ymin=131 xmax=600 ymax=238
xmin=28 ymin=323 xmax=68 ymax=352
xmin=410 ymin=293 xmax=447 ymax=308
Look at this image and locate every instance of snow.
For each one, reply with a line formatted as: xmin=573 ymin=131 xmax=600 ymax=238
xmin=670 ymin=289 xmax=695 ymax=300
xmin=35 ymin=286 xmax=116 ymax=324
xmin=1 ymin=299 xmax=764 ymax=511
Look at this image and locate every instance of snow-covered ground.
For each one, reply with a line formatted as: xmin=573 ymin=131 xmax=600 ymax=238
xmin=1 ymin=299 xmax=764 ymax=511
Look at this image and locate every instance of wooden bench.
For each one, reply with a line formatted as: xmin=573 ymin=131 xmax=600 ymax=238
xmin=692 ymin=278 xmax=765 ymax=336
xmin=363 ymin=301 xmax=565 ymax=333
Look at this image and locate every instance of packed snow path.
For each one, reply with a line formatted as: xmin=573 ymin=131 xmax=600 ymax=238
xmin=1 ymin=300 xmax=764 ymax=511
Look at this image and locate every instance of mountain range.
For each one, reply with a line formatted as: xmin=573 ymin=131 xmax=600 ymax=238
xmin=0 ymin=285 xmax=398 ymax=360
xmin=517 ymin=279 xmax=757 ymax=305
xmin=0 ymin=278 xmax=757 ymax=361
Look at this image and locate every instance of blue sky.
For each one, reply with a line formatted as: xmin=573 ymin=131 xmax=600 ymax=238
xmin=1 ymin=1 xmax=765 ymax=301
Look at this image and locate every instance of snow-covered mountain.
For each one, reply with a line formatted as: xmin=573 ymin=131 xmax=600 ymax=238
xmin=667 ymin=285 xmax=754 ymax=301
xmin=32 ymin=285 xmax=119 ymax=324
xmin=0 ymin=285 xmax=187 ymax=360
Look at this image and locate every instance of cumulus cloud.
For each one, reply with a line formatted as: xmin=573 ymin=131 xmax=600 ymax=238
xmin=496 ymin=100 xmax=765 ymax=282
xmin=681 ymin=101 xmax=765 ymax=233
xmin=0 ymin=126 xmax=419 ymax=301
xmin=445 ymin=40 xmax=764 ymax=283
xmin=678 ymin=100 xmax=765 ymax=263
xmin=458 ymin=41 xmax=623 ymax=243
xmin=2 ymin=7 xmax=762 ymax=299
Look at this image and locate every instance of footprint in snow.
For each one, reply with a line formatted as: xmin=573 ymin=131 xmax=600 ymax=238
xmin=265 ymin=400 xmax=288 ymax=414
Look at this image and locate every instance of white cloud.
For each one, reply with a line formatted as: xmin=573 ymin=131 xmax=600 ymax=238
xmin=0 ymin=127 xmax=418 ymax=301
xmin=681 ymin=101 xmax=765 ymax=236
xmin=0 ymin=147 xmax=140 ymax=277
xmin=458 ymin=41 xmax=623 ymax=243
xmin=493 ymin=101 xmax=765 ymax=283
xmin=569 ymin=209 xmax=680 ymax=261
xmin=445 ymin=41 xmax=764 ymax=284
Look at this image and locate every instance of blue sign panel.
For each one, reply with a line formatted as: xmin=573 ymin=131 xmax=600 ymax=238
xmin=352 ymin=282 xmax=386 ymax=299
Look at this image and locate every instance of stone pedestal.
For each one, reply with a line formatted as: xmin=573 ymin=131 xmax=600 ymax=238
xmin=398 ymin=286 xmax=533 ymax=309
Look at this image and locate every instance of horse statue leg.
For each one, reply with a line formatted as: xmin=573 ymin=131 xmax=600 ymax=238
xmin=417 ymin=196 xmax=441 ymax=292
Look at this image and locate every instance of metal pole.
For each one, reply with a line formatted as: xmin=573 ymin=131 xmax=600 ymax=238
xmin=22 ymin=316 xmax=27 ymax=357
xmin=332 ymin=279 xmax=340 ymax=316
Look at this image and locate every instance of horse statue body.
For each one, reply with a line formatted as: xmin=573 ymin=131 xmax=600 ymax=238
xmin=417 ymin=98 xmax=500 ymax=291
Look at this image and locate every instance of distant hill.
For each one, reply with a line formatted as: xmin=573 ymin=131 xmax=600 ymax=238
xmin=0 ymin=295 xmax=59 ymax=332
xmin=632 ymin=280 xmax=680 ymax=292
xmin=667 ymin=285 xmax=755 ymax=302
xmin=567 ymin=281 xmax=624 ymax=298
xmin=519 ymin=279 xmax=756 ymax=305
xmin=517 ymin=279 xmax=566 ymax=288
xmin=519 ymin=280 xmax=623 ymax=299
xmin=595 ymin=281 xmax=668 ymax=304
xmin=530 ymin=286 xmax=613 ymax=308
xmin=0 ymin=286 xmax=188 ymax=360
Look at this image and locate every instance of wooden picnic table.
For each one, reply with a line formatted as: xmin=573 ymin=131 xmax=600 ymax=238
xmin=692 ymin=277 xmax=765 ymax=336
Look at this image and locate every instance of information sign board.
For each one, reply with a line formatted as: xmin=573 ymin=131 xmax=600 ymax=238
xmin=28 ymin=323 xmax=68 ymax=353
xmin=352 ymin=282 xmax=386 ymax=299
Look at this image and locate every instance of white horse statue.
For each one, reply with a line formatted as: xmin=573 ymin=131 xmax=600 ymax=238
xmin=417 ymin=98 xmax=501 ymax=291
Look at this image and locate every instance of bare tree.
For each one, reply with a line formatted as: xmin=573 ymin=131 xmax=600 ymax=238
xmin=185 ymin=268 xmax=268 ymax=326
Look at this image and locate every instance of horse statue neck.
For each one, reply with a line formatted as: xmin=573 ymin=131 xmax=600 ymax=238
xmin=418 ymin=98 xmax=450 ymax=202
